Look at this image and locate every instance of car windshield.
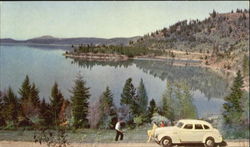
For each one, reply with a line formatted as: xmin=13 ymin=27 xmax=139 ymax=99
xmin=176 ymin=122 xmax=184 ymax=128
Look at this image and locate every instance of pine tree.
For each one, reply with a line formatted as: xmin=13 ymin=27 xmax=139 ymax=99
xmin=0 ymin=91 xmax=5 ymax=126
xmin=98 ymin=87 xmax=117 ymax=129
xmin=162 ymin=82 xmax=175 ymax=121
xmin=3 ymin=87 xmax=19 ymax=124
xmin=19 ymin=75 xmax=31 ymax=101
xmin=211 ymin=9 xmax=217 ymax=18
xmin=120 ymin=78 xmax=139 ymax=116
xmin=179 ymin=83 xmax=197 ymax=119
xmin=137 ymin=79 xmax=148 ymax=114
xmin=39 ymin=98 xmax=53 ymax=126
xmin=223 ymin=70 xmax=244 ymax=125
xmin=161 ymin=81 xmax=197 ymax=121
xmin=70 ymin=74 xmax=90 ymax=128
xmin=120 ymin=78 xmax=136 ymax=105
xmin=146 ymin=99 xmax=158 ymax=122
xmin=29 ymin=83 xmax=40 ymax=107
xmin=50 ymin=82 xmax=64 ymax=125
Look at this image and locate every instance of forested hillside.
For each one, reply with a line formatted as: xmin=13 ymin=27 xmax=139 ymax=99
xmin=133 ymin=9 xmax=249 ymax=53
xmin=132 ymin=9 xmax=249 ymax=83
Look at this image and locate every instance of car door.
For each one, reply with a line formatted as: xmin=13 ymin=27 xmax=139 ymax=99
xmin=178 ymin=123 xmax=194 ymax=143
xmin=192 ymin=124 xmax=206 ymax=142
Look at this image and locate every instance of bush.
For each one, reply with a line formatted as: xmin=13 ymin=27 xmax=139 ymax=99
xmin=151 ymin=113 xmax=169 ymax=126
xmin=34 ymin=128 xmax=69 ymax=147
xmin=133 ymin=116 xmax=143 ymax=126
xmin=4 ymin=121 xmax=16 ymax=130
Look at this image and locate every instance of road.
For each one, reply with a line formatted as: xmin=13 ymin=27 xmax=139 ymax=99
xmin=0 ymin=140 xmax=249 ymax=147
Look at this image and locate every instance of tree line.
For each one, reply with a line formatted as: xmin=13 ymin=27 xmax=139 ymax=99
xmin=0 ymin=74 xmax=199 ymax=129
xmin=66 ymin=44 xmax=164 ymax=58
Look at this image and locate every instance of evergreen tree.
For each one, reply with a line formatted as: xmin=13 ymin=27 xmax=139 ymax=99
xmin=146 ymin=99 xmax=158 ymax=122
xmin=161 ymin=81 xmax=197 ymax=121
xmin=98 ymin=87 xmax=117 ymax=129
xmin=2 ymin=87 xmax=19 ymax=124
xmin=29 ymin=83 xmax=40 ymax=107
xmin=120 ymin=78 xmax=139 ymax=116
xmin=223 ymin=70 xmax=244 ymax=125
xmin=39 ymin=98 xmax=53 ymax=126
xmin=211 ymin=9 xmax=217 ymax=18
xmin=0 ymin=91 xmax=6 ymax=126
xmin=137 ymin=79 xmax=148 ymax=113
xmin=161 ymin=82 xmax=175 ymax=121
xmin=50 ymin=82 xmax=64 ymax=125
xmin=19 ymin=75 xmax=31 ymax=101
xmin=179 ymin=83 xmax=197 ymax=119
xmin=70 ymin=74 xmax=90 ymax=128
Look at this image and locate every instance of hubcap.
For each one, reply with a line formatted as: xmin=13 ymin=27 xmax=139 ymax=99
xmin=163 ymin=139 xmax=169 ymax=145
xmin=207 ymin=139 xmax=213 ymax=146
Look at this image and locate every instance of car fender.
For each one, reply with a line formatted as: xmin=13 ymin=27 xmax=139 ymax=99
xmin=202 ymin=132 xmax=222 ymax=143
xmin=157 ymin=132 xmax=180 ymax=144
xmin=202 ymin=133 xmax=216 ymax=143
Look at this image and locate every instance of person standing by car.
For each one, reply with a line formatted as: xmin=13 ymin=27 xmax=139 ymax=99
xmin=160 ymin=121 xmax=165 ymax=127
xmin=115 ymin=119 xmax=124 ymax=141
xmin=147 ymin=121 xmax=158 ymax=142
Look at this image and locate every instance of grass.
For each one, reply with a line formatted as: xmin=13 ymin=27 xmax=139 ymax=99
xmin=0 ymin=124 xmax=152 ymax=143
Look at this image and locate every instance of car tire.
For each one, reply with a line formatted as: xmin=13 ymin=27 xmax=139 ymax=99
xmin=161 ymin=136 xmax=172 ymax=147
xmin=204 ymin=137 xmax=215 ymax=147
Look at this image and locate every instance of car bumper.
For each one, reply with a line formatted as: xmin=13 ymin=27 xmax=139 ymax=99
xmin=152 ymin=137 xmax=160 ymax=145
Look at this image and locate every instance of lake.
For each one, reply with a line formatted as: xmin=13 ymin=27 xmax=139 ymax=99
xmin=0 ymin=45 xmax=230 ymax=118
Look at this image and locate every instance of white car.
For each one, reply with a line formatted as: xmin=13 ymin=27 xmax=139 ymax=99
xmin=153 ymin=119 xmax=224 ymax=147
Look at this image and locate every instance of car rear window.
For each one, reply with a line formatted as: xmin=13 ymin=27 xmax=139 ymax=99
xmin=183 ymin=124 xmax=193 ymax=129
xmin=195 ymin=124 xmax=203 ymax=129
xmin=203 ymin=125 xmax=210 ymax=129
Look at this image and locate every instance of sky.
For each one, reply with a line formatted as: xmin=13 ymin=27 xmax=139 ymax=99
xmin=0 ymin=1 xmax=249 ymax=40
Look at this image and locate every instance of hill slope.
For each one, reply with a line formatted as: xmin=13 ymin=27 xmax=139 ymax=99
xmin=133 ymin=10 xmax=249 ymax=74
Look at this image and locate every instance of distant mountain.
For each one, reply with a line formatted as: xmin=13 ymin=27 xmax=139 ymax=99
xmin=0 ymin=36 xmax=140 ymax=47
xmin=0 ymin=38 xmax=23 ymax=43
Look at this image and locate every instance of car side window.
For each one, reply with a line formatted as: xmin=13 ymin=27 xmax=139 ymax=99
xmin=195 ymin=124 xmax=203 ymax=129
xmin=203 ymin=125 xmax=210 ymax=129
xmin=177 ymin=122 xmax=184 ymax=128
xmin=183 ymin=124 xmax=193 ymax=129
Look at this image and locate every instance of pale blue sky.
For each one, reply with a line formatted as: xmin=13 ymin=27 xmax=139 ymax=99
xmin=0 ymin=1 xmax=249 ymax=40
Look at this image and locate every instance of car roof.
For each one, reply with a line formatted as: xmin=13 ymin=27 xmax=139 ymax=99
xmin=178 ymin=119 xmax=212 ymax=127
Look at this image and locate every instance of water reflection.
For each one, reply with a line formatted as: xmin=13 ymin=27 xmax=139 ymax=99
xmin=71 ymin=58 xmax=230 ymax=100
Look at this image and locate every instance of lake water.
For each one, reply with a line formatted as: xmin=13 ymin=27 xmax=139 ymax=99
xmin=0 ymin=45 xmax=230 ymax=118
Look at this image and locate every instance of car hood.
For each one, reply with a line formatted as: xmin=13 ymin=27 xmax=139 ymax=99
xmin=155 ymin=126 xmax=177 ymax=135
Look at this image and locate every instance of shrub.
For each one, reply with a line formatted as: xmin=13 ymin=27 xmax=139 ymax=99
xmin=151 ymin=113 xmax=169 ymax=126
xmin=133 ymin=116 xmax=143 ymax=126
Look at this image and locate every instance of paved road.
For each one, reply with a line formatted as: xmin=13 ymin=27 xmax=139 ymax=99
xmin=0 ymin=140 xmax=249 ymax=147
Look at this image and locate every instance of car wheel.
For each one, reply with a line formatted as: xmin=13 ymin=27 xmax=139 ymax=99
xmin=161 ymin=136 xmax=172 ymax=147
xmin=204 ymin=137 xmax=215 ymax=147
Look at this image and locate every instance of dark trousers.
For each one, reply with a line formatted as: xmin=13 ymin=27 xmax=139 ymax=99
xmin=115 ymin=130 xmax=123 ymax=141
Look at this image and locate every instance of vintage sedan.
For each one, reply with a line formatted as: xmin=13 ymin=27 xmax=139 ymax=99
xmin=153 ymin=119 xmax=224 ymax=147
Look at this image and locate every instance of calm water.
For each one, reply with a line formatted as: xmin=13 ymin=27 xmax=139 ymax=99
xmin=0 ymin=45 xmax=230 ymax=117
